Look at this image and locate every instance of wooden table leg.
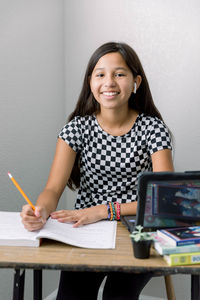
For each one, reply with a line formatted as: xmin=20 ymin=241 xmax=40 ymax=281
xmin=13 ymin=269 xmax=25 ymax=300
xmin=191 ymin=275 xmax=200 ymax=300
xmin=34 ymin=270 xmax=42 ymax=300
xmin=164 ymin=275 xmax=176 ymax=300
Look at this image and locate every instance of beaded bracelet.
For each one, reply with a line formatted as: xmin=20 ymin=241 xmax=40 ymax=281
xmin=114 ymin=202 xmax=121 ymax=221
xmin=109 ymin=202 xmax=113 ymax=221
xmin=107 ymin=204 xmax=111 ymax=220
xmin=112 ymin=202 xmax=116 ymax=221
xmin=107 ymin=202 xmax=115 ymax=221
xmin=110 ymin=202 xmax=116 ymax=221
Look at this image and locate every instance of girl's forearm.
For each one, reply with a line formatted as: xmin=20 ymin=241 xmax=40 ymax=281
xmin=120 ymin=201 xmax=137 ymax=216
xmin=36 ymin=188 xmax=60 ymax=218
xmin=99 ymin=201 xmax=137 ymax=221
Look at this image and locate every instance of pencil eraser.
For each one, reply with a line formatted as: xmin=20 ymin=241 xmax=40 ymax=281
xmin=8 ymin=172 xmax=12 ymax=178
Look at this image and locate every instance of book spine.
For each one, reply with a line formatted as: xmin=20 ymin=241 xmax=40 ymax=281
xmin=176 ymin=239 xmax=200 ymax=247
xmin=157 ymin=230 xmax=200 ymax=247
xmin=154 ymin=241 xmax=200 ymax=255
xmin=153 ymin=241 xmax=200 ymax=255
xmin=164 ymin=252 xmax=200 ymax=266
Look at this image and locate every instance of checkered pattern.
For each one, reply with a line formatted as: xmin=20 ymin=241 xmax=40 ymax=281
xmin=58 ymin=114 xmax=172 ymax=209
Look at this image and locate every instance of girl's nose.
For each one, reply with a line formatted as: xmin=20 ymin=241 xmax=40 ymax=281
xmin=104 ymin=75 xmax=116 ymax=87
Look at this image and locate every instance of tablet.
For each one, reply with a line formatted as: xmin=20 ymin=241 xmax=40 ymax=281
xmin=135 ymin=171 xmax=200 ymax=230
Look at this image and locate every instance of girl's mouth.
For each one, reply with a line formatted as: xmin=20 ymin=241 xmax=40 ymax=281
xmin=102 ymin=92 xmax=119 ymax=96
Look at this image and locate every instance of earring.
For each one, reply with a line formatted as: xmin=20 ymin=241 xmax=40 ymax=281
xmin=133 ymin=82 xmax=137 ymax=94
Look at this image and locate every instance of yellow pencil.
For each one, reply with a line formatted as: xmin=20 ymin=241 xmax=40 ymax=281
xmin=8 ymin=172 xmax=35 ymax=211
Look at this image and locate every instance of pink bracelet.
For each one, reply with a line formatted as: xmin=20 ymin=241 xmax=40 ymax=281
xmin=114 ymin=202 xmax=121 ymax=221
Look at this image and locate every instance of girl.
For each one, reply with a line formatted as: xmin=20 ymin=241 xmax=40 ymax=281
xmin=21 ymin=42 xmax=174 ymax=300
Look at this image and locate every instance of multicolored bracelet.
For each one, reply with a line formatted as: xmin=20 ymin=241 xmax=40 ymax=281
xmin=114 ymin=202 xmax=121 ymax=220
xmin=107 ymin=202 xmax=116 ymax=221
xmin=107 ymin=202 xmax=121 ymax=221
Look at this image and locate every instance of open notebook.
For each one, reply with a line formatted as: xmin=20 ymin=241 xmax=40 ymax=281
xmin=0 ymin=211 xmax=117 ymax=249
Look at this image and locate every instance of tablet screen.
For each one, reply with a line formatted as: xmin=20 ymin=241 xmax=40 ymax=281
xmin=143 ymin=179 xmax=200 ymax=228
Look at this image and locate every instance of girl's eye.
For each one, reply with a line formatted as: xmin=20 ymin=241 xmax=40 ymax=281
xmin=96 ymin=73 xmax=104 ymax=78
xmin=115 ymin=73 xmax=125 ymax=77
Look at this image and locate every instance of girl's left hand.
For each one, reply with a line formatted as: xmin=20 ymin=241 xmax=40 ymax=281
xmin=50 ymin=205 xmax=108 ymax=227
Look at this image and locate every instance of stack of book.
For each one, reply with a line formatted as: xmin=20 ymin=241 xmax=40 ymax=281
xmin=153 ymin=226 xmax=200 ymax=266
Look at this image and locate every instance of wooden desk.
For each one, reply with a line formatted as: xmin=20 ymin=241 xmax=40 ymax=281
xmin=0 ymin=222 xmax=200 ymax=300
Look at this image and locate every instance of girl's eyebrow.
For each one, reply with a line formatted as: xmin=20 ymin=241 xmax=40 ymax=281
xmin=94 ymin=67 xmax=128 ymax=72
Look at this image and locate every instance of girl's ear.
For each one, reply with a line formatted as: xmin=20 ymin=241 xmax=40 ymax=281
xmin=133 ymin=75 xmax=142 ymax=93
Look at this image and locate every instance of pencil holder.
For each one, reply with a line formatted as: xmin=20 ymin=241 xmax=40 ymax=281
xmin=129 ymin=225 xmax=153 ymax=259
xmin=132 ymin=240 xmax=152 ymax=259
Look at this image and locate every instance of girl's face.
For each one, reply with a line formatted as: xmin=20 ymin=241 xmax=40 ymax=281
xmin=90 ymin=52 xmax=135 ymax=111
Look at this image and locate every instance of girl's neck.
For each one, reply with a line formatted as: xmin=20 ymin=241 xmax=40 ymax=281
xmin=96 ymin=108 xmax=138 ymax=136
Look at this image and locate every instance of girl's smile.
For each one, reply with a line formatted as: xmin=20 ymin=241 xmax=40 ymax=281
xmin=101 ymin=91 xmax=120 ymax=99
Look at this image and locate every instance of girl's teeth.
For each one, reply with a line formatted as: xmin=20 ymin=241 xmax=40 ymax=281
xmin=103 ymin=92 xmax=118 ymax=96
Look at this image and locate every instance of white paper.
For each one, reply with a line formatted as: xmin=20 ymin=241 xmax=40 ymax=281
xmin=0 ymin=211 xmax=116 ymax=249
xmin=0 ymin=211 xmax=39 ymax=246
xmin=39 ymin=218 xmax=116 ymax=249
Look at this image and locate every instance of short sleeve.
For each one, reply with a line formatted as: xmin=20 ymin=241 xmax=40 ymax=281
xmin=146 ymin=118 xmax=172 ymax=155
xmin=58 ymin=117 xmax=82 ymax=152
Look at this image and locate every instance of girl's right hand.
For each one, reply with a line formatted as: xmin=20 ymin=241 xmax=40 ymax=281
xmin=20 ymin=204 xmax=47 ymax=231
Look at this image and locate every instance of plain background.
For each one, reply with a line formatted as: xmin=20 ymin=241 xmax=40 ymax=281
xmin=1 ymin=0 xmax=200 ymax=299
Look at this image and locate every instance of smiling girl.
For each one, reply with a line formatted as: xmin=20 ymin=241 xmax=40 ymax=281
xmin=21 ymin=42 xmax=174 ymax=299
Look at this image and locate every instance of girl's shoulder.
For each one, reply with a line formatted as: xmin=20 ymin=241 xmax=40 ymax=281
xmin=137 ymin=113 xmax=166 ymax=128
xmin=68 ymin=115 xmax=95 ymax=126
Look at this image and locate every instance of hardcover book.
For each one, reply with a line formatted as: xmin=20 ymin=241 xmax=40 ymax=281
xmin=157 ymin=226 xmax=200 ymax=246
xmin=153 ymin=233 xmax=200 ymax=255
xmin=0 ymin=211 xmax=116 ymax=249
xmin=164 ymin=252 xmax=200 ymax=266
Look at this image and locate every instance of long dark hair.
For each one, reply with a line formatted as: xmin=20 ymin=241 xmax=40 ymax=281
xmin=67 ymin=42 xmax=163 ymax=190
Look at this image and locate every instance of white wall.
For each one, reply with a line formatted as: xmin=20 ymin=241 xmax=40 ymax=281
xmin=0 ymin=1 xmax=65 ymax=299
xmin=64 ymin=0 xmax=200 ymax=299
xmin=0 ymin=0 xmax=200 ymax=299
xmin=64 ymin=0 xmax=200 ymax=172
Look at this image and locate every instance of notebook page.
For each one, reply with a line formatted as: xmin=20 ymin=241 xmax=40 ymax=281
xmin=38 ymin=218 xmax=117 ymax=249
xmin=0 ymin=211 xmax=39 ymax=246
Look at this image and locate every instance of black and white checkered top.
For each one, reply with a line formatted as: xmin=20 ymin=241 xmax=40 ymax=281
xmin=58 ymin=113 xmax=172 ymax=209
